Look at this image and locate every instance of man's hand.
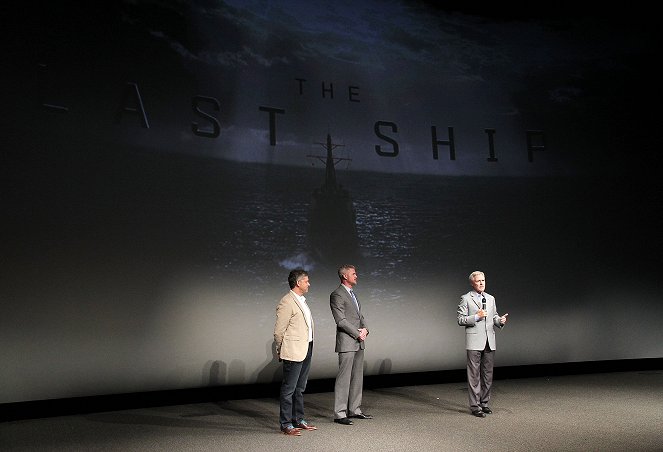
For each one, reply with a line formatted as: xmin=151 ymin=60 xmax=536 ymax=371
xmin=358 ymin=328 xmax=368 ymax=341
xmin=499 ymin=313 xmax=509 ymax=325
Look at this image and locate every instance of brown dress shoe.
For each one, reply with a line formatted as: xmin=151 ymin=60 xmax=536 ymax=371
xmin=281 ymin=425 xmax=302 ymax=436
xmin=294 ymin=420 xmax=317 ymax=430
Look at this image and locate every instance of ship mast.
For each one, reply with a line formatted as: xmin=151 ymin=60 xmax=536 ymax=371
xmin=307 ymin=134 xmax=351 ymax=191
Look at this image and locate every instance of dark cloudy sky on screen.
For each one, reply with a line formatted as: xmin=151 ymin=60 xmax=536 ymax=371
xmin=99 ymin=0 xmax=649 ymax=176
xmin=8 ymin=1 xmax=653 ymax=176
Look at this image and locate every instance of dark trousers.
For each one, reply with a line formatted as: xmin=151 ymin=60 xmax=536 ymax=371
xmin=279 ymin=342 xmax=313 ymax=427
xmin=466 ymin=342 xmax=495 ymax=410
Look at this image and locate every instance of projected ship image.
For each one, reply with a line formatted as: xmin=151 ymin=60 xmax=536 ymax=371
xmin=307 ymin=134 xmax=360 ymax=264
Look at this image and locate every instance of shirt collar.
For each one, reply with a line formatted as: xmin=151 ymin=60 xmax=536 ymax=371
xmin=290 ymin=290 xmax=306 ymax=303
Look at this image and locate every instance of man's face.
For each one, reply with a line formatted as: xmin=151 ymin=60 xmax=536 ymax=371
xmin=471 ymin=274 xmax=485 ymax=293
xmin=297 ymin=276 xmax=310 ymax=294
xmin=344 ymin=269 xmax=358 ymax=287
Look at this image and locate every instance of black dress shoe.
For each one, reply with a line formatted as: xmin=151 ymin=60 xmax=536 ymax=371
xmin=481 ymin=407 xmax=492 ymax=414
xmin=334 ymin=417 xmax=353 ymax=425
xmin=350 ymin=413 xmax=373 ymax=419
xmin=472 ymin=410 xmax=486 ymax=418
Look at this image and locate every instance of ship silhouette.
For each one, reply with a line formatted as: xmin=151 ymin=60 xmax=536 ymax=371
xmin=307 ymin=134 xmax=359 ymax=264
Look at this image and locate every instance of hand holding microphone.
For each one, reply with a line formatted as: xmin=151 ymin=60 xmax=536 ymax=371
xmin=477 ymin=296 xmax=487 ymax=320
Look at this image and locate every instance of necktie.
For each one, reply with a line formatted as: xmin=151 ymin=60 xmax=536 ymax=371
xmin=350 ymin=290 xmax=360 ymax=312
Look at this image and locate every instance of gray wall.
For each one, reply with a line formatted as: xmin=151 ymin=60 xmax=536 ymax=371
xmin=1 ymin=1 xmax=660 ymax=404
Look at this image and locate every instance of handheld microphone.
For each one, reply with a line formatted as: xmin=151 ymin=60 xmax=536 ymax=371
xmin=482 ymin=297 xmax=486 ymax=311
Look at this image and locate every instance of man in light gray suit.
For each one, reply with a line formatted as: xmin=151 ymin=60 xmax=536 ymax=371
xmin=457 ymin=271 xmax=508 ymax=417
xmin=330 ymin=264 xmax=372 ymax=425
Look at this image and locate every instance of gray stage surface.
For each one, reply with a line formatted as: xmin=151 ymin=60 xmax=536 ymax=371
xmin=2 ymin=371 xmax=662 ymax=451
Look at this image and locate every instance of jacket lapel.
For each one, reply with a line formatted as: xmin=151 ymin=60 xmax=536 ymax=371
xmin=472 ymin=292 xmax=482 ymax=309
xmin=291 ymin=293 xmax=312 ymax=330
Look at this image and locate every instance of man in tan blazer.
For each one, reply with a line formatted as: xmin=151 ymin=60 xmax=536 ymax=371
xmin=274 ymin=269 xmax=317 ymax=435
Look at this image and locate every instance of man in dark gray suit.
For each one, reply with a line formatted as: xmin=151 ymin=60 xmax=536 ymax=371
xmin=330 ymin=264 xmax=372 ymax=425
xmin=457 ymin=271 xmax=508 ymax=417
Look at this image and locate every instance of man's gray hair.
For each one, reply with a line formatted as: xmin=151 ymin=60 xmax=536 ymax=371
xmin=338 ymin=264 xmax=356 ymax=280
xmin=469 ymin=271 xmax=484 ymax=282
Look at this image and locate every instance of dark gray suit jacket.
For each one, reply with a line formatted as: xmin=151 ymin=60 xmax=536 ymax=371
xmin=330 ymin=284 xmax=368 ymax=352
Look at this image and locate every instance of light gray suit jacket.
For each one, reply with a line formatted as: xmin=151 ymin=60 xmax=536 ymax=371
xmin=330 ymin=285 xmax=368 ymax=352
xmin=457 ymin=291 xmax=503 ymax=351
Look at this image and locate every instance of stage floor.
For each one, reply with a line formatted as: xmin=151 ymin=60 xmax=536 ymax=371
xmin=2 ymin=371 xmax=662 ymax=451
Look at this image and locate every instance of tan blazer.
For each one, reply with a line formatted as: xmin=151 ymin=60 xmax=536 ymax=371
xmin=274 ymin=291 xmax=313 ymax=362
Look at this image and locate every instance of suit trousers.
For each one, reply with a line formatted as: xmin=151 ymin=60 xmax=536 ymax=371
xmin=279 ymin=341 xmax=313 ymax=427
xmin=334 ymin=348 xmax=364 ymax=418
xmin=466 ymin=341 xmax=494 ymax=410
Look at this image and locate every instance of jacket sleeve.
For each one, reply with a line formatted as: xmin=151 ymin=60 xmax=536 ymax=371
xmin=274 ymin=298 xmax=291 ymax=352
xmin=457 ymin=295 xmax=476 ymax=326
xmin=491 ymin=298 xmax=504 ymax=329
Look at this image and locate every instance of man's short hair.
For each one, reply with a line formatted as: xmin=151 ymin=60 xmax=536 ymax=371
xmin=469 ymin=271 xmax=484 ymax=282
xmin=338 ymin=264 xmax=356 ymax=280
xmin=288 ymin=269 xmax=309 ymax=289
